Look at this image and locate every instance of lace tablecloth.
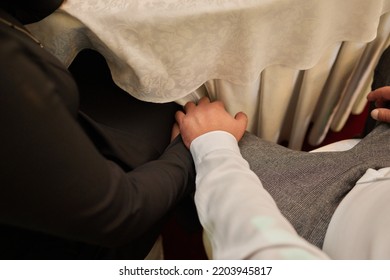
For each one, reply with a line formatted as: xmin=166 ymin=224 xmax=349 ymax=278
xmin=28 ymin=0 xmax=390 ymax=149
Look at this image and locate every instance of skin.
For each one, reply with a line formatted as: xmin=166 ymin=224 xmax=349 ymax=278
xmin=174 ymin=97 xmax=248 ymax=149
xmin=367 ymin=86 xmax=390 ymax=123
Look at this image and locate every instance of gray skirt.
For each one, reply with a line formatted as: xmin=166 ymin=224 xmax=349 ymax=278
xmin=238 ymin=46 xmax=390 ymax=248
xmin=239 ymin=122 xmax=390 ymax=248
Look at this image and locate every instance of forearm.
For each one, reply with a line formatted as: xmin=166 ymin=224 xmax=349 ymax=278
xmin=72 ymin=137 xmax=195 ymax=247
xmin=1 ymin=78 xmax=194 ymax=248
xmin=0 ymin=24 xmax=195 ymax=249
xmin=114 ymin=136 xmax=195 ymax=241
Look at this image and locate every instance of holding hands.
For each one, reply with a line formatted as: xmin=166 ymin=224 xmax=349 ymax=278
xmin=175 ymin=97 xmax=248 ymax=149
xmin=367 ymin=86 xmax=390 ymax=123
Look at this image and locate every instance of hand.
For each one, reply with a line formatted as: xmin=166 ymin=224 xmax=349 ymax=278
xmin=175 ymin=97 xmax=248 ymax=149
xmin=367 ymin=86 xmax=390 ymax=123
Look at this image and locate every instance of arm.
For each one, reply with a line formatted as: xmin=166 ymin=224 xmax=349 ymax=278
xmin=0 ymin=36 xmax=194 ymax=248
xmin=367 ymin=86 xmax=390 ymax=123
xmin=176 ymin=98 xmax=329 ymax=259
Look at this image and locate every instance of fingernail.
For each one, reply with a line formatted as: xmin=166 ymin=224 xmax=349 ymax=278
xmin=371 ymin=109 xmax=379 ymax=120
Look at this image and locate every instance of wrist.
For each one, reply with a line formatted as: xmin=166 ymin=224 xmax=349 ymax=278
xmin=190 ymin=131 xmax=240 ymax=164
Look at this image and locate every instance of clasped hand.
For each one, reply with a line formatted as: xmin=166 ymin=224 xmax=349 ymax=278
xmin=174 ymin=97 xmax=248 ymax=149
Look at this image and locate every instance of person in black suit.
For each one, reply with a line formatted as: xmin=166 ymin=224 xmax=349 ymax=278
xmin=0 ymin=0 xmax=195 ymax=259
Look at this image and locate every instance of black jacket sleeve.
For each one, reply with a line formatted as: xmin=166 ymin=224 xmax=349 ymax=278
xmin=0 ymin=22 xmax=195 ymax=248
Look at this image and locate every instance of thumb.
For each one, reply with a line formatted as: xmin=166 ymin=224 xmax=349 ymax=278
xmin=235 ymin=111 xmax=248 ymax=130
xmin=371 ymin=108 xmax=390 ymax=123
xmin=234 ymin=112 xmax=248 ymax=141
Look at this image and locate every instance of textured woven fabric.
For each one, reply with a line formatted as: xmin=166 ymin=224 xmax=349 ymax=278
xmin=239 ymin=122 xmax=390 ymax=248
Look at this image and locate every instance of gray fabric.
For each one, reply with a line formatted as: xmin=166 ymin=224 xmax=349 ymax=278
xmin=239 ymin=122 xmax=390 ymax=248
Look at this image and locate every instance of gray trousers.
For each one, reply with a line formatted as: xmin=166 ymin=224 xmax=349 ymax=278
xmin=239 ymin=46 xmax=390 ymax=248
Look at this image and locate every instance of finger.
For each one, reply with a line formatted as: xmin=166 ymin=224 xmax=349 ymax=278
xmin=234 ymin=112 xmax=248 ymax=141
xmin=197 ymin=96 xmax=211 ymax=105
xmin=234 ymin=111 xmax=248 ymax=130
xmin=171 ymin=123 xmax=180 ymax=141
xmin=367 ymin=86 xmax=390 ymax=101
xmin=371 ymin=108 xmax=390 ymax=123
xmin=172 ymin=122 xmax=180 ymax=132
xmin=175 ymin=110 xmax=185 ymax=125
xmin=184 ymin=101 xmax=196 ymax=113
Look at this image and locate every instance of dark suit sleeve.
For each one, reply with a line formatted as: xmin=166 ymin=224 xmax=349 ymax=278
xmin=0 ymin=30 xmax=195 ymax=248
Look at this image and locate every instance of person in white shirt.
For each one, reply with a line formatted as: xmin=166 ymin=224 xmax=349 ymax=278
xmin=174 ymin=81 xmax=390 ymax=259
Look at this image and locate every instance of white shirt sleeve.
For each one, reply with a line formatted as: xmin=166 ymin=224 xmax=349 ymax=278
xmin=190 ymin=131 xmax=329 ymax=259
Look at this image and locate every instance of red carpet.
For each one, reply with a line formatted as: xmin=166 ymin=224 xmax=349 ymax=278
xmin=302 ymin=104 xmax=369 ymax=151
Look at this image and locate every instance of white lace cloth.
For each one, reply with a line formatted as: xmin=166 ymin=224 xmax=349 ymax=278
xmin=28 ymin=0 xmax=390 ymax=149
